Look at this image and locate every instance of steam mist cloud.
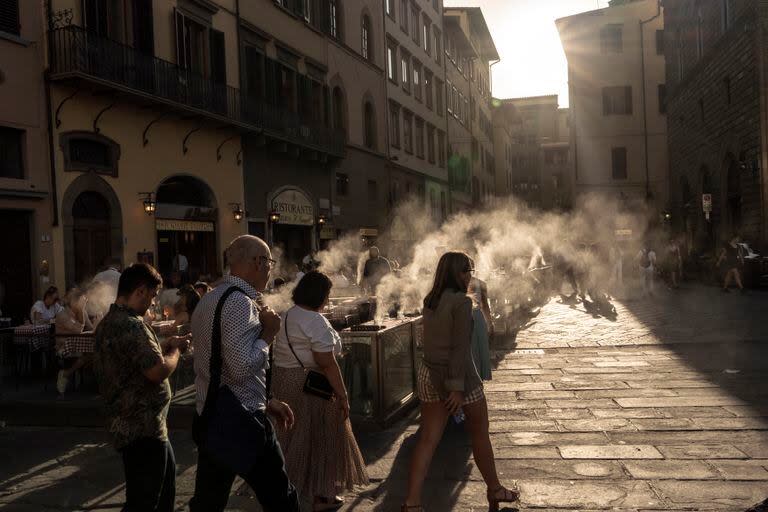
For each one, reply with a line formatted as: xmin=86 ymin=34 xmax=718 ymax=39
xmin=292 ymin=194 xmax=660 ymax=322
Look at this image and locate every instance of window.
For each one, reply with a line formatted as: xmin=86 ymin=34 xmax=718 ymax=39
xmin=677 ymin=29 xmax=684 ymax=80
xmin=423 ymin=17 xmax=431 ymax=54
xmin=175 ymin=11 xmax=226 ymax=83
xmin=600 ymin=24 xmax=623 ymax=54
xmin=437 ymin=130 xmax=445 ymax=167
xmin=0 ymin=0 xmax=20 ymax=35
xmin=415 ymin=117 xmax=424 ymax=158
xmin=387 ymin=41 xmax=397 ymax=82
xmin=364 ymin=101 xmax=376 ymax=149
xmin=0 ymin=127 xmax=24 ymax=179
xmin=435 ymin=79 xmax=444 ymax=115
xmin=367 ymin=179 xmax=378 ymax=202
xmin=434 ymin=28 xmax=442 ymax=65
xmin=62 ymin=134 xmax=119 ymax=175
xmin=446 ymin=80 xmax=452 ymax=114
xmin=400 ymin=0 xmax=408 ymax=32
xmin=697 ymin=8 xmax=704 ymax=59
xmin=433 ymin=0 xmax=439 ymax=11
xmin=244 ymin=46 xmax=265 ymax=104
xmin=389 ymin=101 xmax=400 ymax=148
xmin=386 ymin=0 xmax=394 ymax=18
xmin=724 ymin=76 xmax=732 ymax=105
xmin=333 ymin=86 xmax=346 ymax=134
xmin=401 ymin=53 xmax=410 ymax=93
xmin=658 ymin=84 xmax=667 ymax=114
xmin=457 ymin=92 xmax=463 ymax=121
xmin=329 ymin=0 xmax=340 ymax=39
xmin=303 ymin=0 xmax=312 ymax=22
xmin=427 ymin=124 xmax=435 ymax=163
xmin=424 ymin=70 xmax=433 ymax=109
xmin=413 ymin=62 xmax=422 ymax=101
xmin=602 ymin=86 xmax=633 ymax=115
xmin=362 ymin=15 xmax=372 ymax=61
xmin=403 ymin=110 xmax=413 ymax=153
xmin=722 ymin=0 xmax=731 ymax=31
xmin=411 ymin=6 xmax=420 ymax=45
xmin=336 ymin=172 xmax=350 ymax=196
xmin=656 ymin=29 xmax=664 ymax=55
xmin=611 ymin=147 xmax=627 ymax=180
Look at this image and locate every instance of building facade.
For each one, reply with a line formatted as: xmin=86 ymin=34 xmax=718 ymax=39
xmin=557 ymin=0 xmax=668 ymax=210
xmin=443 ymin=7 xmax=498 ymax=211
xmin=0 ymin=0 xmax=53 ymax=323
xmin=664 ymin=0 xmax=768 ymax=252
xmin=383 ymin=0 xmax=449 ymax=223
xmin=491 ymin=100 xmax=516 ymax=198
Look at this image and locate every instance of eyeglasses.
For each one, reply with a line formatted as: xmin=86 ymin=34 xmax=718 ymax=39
xmin=463 ymin=267 xmax=475 ymax=274
xmin=257 ymin=256 xmax=277 ymax=268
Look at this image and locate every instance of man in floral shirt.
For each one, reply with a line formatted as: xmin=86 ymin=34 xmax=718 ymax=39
xmin=93 ymin=263 xmax=189 ymax=512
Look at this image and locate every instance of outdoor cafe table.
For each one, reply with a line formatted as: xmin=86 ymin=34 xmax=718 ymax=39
xmin=55 ymin=332 xmax=95 ymax=358
xmin=13 ymin=324 xmax=53 ymax=352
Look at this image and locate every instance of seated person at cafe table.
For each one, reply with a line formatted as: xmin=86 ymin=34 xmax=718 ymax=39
xmin=55 ymin=287 xmax=94 ymax=394
xmin=30 ymin=286 xmax=63 ymax=324
xmin=172 ymin=285 xmax=201 ymax=333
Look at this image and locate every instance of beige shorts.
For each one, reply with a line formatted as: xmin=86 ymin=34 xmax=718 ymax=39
xmin=416 ymin=364 xmax=484 ymax=405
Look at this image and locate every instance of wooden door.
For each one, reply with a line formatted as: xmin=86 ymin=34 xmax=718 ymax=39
xmin=0 ymin=210 xmax=33 ymax=325
xmin=72 ymin=191 xmax=112 ymax=284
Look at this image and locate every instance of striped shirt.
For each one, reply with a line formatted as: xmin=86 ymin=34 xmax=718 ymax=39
xmin=191 ymin=275 xmax=270 ymax=414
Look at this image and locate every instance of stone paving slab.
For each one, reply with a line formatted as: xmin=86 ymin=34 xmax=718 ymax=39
xmin=657 ymin=445 xmax=750 ymax=459
xmin=558 ymin=445 xmax=663 ymax=459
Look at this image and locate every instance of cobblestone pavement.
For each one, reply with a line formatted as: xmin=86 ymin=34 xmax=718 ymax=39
xmin=0 ymin=285 xmax=767 ymax=511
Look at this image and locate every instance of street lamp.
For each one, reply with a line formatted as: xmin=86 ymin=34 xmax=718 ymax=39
xmin=139 ymin=192 xmax=156 ymax=215
xmin=229 ymin=203 xmax=245 ymax=222
xmin=317 ymin=214 xmax=327 ymax=226
xmin=268 ymin=210 xmax=281 ymax=223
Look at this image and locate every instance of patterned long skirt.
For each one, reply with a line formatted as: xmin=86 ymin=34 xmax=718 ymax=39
xmin=272 ymin=366 xmax=369 ymax=500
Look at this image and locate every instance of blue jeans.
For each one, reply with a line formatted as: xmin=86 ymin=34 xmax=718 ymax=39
xmin=120 ymin=437 xmax=176 ymax=512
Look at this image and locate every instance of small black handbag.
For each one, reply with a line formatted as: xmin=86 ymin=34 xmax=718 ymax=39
xmin=284 ymin=309 xmax=335 ymax=401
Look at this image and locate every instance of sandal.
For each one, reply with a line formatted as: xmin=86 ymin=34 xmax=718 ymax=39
xmin=487 ymin=485 xmax=520 ymax=512
xmin=400 ymin=506 xmax=424 ymax=512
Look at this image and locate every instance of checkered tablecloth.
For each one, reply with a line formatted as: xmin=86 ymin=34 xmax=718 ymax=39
xmin=13 ymin=324 xmax=53 ymax=352
xmin=56 ymin=333 xmax=95 ymax=358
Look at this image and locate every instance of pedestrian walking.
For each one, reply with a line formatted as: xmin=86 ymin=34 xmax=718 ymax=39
xmin=468 ymin=264 xmax=493 ymax=381
xmin=189 ymin=235 xmax=300 ymax=512
xmin=635 ymin=244 xmax=657 ymax=296
xmin=609 ymin=243 xmax=624 ymax=291
xmin=361 ymin=246 xmax=392 ymax=294
xmin=272 ymin=271 xmax=369 ymax=511
xmin=402 ymin=252 xmax=519 ymax=512
xmin=92 ymin=263 xmax=190 ymax=512
xmin=663 ymin=238 xmax=683 ymax=289
xmin=716 ymin=235 xmax=744 ymax=293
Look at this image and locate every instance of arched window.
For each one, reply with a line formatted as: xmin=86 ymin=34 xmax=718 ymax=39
xmin=362 ymin=15 xmax=372 ymax=61
xmin=333 ymin=86 xmax=346 ymax=136
xmin=364 ymin=101 xmax=375 ymax=149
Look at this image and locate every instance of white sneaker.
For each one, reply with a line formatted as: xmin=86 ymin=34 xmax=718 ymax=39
xmin=56 ymin=370 xmax=69 ymax=394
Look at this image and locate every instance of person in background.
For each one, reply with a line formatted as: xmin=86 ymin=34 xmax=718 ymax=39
xmin=193 ymin=282 xmax=211 ymax=297
xmin=272 ymin=271 xmax=368 ymax=511
xmin=663 ymin=238 xmax=683 ymax=289
xmin=94 ymin=257 xmax=122 ymax=291
xmin=609 ymin=243 xmax=624 ymax=291
xmin=87 ymin=258 xmax=123 ymax=325
xmin=157 ymin=272 xmax=182 ymax=318
xmin=55 ymin=287 xmax=94 ymax=394
xmin=93 ymin=263 xmax=191 ymax=512
xmin=189 ymin=235 xmax=299 ymax=511
xmin=636 ymin=243 xmax=657 ymax=297
xmin=173 ymin=252 xmax=190 ymax=285
xmin=361 ymin=247 xmax=392 ymax=295
xmin=173 ymin=285 xmax=201 ymax=332
xmin=403 ymin=252 xmax=519 ymax=512
xmin=717 ymin=235 xmax=745 ymax=293
xmin=30 ymin=286 xmax=63 ymax=324
xmin=467 ymin=259 xmax=493 ymax=381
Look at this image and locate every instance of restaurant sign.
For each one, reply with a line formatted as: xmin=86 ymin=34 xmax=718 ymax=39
xmin=272 ymin=189 xmax=314 ymax=226
xmin=156 ymin=219 xmax=214 ymax=232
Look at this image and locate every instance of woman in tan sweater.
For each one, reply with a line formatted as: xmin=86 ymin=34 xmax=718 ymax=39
xmin=402 ymin=252 xmax=519 ymax=512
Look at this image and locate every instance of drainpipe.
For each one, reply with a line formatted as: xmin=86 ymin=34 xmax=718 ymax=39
xmin=640 ymin=1 xmax=662 ymax=203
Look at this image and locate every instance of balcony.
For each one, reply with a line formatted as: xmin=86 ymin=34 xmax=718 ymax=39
xmin=48 ymin=25 xmax=345 ymax=157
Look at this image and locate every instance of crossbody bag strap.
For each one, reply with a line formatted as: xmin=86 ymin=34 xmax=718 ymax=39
xmin=283 ymin=308 xmax=307 ymax=371
xmin=201 ymin=286 xmax=246 ymax=420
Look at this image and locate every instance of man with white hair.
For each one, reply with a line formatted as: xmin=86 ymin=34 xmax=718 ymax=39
xmin=190 ymin=235 xmax=300 ymax=511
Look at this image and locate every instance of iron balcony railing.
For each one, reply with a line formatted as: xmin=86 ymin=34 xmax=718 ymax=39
xmin=48 ymin=25 xmax=345 ymax=156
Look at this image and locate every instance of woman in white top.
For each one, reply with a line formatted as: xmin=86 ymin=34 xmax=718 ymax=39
xmin=272 ymin=271 xmax=368 ymax=511
xmin=54 ymin=287 xmax=94 ymax=394
xmin=30 ymin=286 xmax=63 ymax=324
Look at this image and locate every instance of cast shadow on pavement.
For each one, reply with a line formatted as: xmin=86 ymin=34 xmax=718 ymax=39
xmin=0 ymin=428 xmax=197 ymax=511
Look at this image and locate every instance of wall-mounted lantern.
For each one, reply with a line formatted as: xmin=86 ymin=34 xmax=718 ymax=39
xmin=139 ymin=192 xmax=156 ymax=215
xmin=268 ymin=210 xmax=281 ymax=223
xmin=229 ymin=203 xmax=245 ymax=222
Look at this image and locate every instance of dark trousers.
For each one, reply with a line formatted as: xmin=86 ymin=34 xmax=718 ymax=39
xmin=189 ymin=416 xmax=300 ymax=512
xmin=120 ymin=437 xmax=176 ymax=512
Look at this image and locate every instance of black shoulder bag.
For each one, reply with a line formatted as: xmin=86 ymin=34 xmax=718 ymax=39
xmin=192 ymin=286 xmax=270 ymax=474
xmin=283 ymin=308 xmax=335 ymax=401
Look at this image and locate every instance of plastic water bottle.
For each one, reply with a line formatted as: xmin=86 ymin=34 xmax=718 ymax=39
xmin=453 ymin=408 xmax=465 ymax=424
